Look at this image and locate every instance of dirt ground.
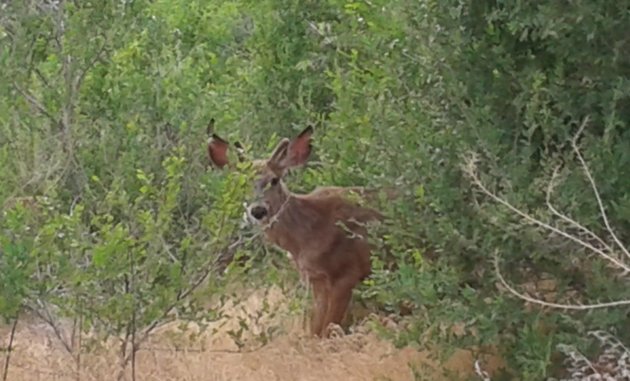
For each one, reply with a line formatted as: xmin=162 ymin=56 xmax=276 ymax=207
xmin=0 ymin=286 xmax=505 ymax=381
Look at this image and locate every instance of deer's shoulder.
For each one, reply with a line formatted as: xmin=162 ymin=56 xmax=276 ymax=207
xmin=305 ymin=186 xmax=365 ymax=200
xmin=298 ymin=186 xmax=383 ymax=223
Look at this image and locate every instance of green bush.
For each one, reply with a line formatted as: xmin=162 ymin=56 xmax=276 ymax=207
xmin=1 ymin=0 xmax=628 ymax=379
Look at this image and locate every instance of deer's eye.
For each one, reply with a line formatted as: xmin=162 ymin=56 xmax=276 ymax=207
xmin=270 ymin=177 xmax=279 ymax=186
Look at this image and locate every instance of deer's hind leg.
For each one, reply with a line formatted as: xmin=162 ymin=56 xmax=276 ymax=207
xmin=322 ymin=276 xmax=356 ymax=337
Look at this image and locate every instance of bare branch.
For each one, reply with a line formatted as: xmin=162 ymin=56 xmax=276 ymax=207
xmin=122 ymin=237 xmax=245 ymax=364
xmin=473 ymin=360 xmax=491 ymax=381
xmin=73 ymin=40 xmax=108 ymax=95
xmin=1 ymin=314 xmax=19 ymax=381
xmin=33 ymin=67 xmax=54 ymax=91
xmin=464 ymin=117 xmax=630 ymax=312
xmin=465 ymin=157 xmax=630 ymax=273
xmin=556 ymin=343 xmax=600 ymax=377
xmin=12 ymin=82 xmax=58 ymax=126
xmin=546 ymin=164 xmax=611 ymax=252
xmin=571 ymin=116 xmax=630 ymax=262
xmin=494 ymin=254 xmax=630 ymax=310
xmin=27 ymin=300 xmax=74 ymax=356
xmin=32 ymin=63 xmax=63 ymax=101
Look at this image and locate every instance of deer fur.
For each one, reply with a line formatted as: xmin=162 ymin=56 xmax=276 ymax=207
xmin=207 ymin=123 xmax=383 ymax=337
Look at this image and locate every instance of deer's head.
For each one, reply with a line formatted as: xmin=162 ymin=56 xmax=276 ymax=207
xmin=207 ymin=122 xmax=313 ymax=226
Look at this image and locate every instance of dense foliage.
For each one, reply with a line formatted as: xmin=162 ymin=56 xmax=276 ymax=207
xmin=1 ymin=0 xmax=629 ymax=379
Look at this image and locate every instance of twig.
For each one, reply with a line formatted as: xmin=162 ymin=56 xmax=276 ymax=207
xmin=473 ymin=360 xmax=491 ymax=381
xmin=116 ymin=252 xmax=134 ymax=381
xmin=1 ymin=314 xmax=19 ymax=381
xmin=464 ymin=115 xmax=630 ymax=311
xmin=72 ymin=40 xmax=108 ymax=96
xmin=493 ymin=253 xmax=630 ymax=309
xmin=33 ymin=67 xmax=56 ymax=94
xmin=130 ymin=248 xmax=136 ymax=381
xmin=135 ymin=261 xmax=215 ymax=346
xmin=75 ymin=305 xmax=83 ymax=381
xmin=136 ymin=345 xmax=266 ymax=354
xmin=556 ymin=343 xmax=600 ymax=377
xmin=466 ymin=160 xmax=630 ymax=273
xmin=116 ymin=239 xmax=243 ymax=370
xmin=12 ymin=83 xmax=59 ymax=126
xmin=545 ymin=164 xmax=611 ymax=252
xmin=29 ymin=300 xmax=74 ymax=355
xmin=116 ymin=328 xmax=130 ymax=381
xmin=571 ymin=117 xmax=630 ymax=262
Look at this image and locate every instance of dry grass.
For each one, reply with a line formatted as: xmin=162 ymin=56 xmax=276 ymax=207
xmin=1 ymin=286 xmax=505 ymax=381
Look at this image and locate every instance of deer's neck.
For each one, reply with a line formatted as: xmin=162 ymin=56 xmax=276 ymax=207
xmin=264 ymin=194 xmax=325 ymax=255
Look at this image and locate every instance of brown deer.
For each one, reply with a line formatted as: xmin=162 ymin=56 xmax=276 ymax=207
xmin=207 ymin=123 xmax=384 ymax=337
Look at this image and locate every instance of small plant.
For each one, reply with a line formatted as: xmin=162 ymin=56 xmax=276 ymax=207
xmin=552 ymin=330 xmax=630 ymax=381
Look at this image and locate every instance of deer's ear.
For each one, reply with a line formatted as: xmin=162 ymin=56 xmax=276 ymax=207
xmin=269 ymin=138 xmax=290 ymax=165
xmin=280 ymin=125 xmax=313 ymax=169
xmin=208 ymin=133 xmax=231 ymax=169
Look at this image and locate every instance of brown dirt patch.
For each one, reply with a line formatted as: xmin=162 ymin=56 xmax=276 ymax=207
xmin=1 ymin=286 xmax=505 ymax=381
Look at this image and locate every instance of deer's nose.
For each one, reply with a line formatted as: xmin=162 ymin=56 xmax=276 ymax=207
xmin=250 ymin=205 xmax=268 ymax=220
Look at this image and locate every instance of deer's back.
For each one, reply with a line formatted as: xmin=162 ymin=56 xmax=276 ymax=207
xmin=292 ymin=187 xmax=383 ymax=282
xmin=303 ymin=186 xmax=385 ymax=222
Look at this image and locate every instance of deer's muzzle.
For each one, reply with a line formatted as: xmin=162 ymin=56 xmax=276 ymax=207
xmin=245 ymin=201 xmax=269 ymax=224
xmin=250 ymin=205 xmax=268 ymax=220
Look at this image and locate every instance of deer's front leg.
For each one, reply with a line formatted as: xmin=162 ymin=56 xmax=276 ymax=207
xmin=309 ymin=277 xmax=330 ymax=337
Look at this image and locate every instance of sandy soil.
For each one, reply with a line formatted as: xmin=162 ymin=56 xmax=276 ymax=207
xmin=0 ymin=286 xmax=505 ymax=381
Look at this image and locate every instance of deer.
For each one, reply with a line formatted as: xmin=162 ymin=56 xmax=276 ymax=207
xmin=207 ymin=122 xmax=385 ymax=338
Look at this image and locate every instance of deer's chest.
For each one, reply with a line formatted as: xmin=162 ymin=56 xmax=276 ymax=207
xmin=265 ymin=228 xmax=331 ymax=269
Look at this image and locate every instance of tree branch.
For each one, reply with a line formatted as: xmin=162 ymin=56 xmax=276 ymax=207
xmin=73 ymin=40 xmax=108 ymax=96
xmin=545 ymin=164 xmax=611 ymax=252
xmin=493 ymin=253 xmax=630 ymax=310
xmin=1 ymin=314 xmax=19 ymax=381
xmin=465 ymin=157 xmax=630 ymax=273
xmin=464 ymin=115 xmax=630 ymax=311
xmin=571 ymin=116 xmax=630 ymax=262
xmin=12 ymin=83 xmax=58 ymax=126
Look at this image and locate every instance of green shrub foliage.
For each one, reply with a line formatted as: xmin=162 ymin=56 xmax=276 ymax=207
xmin=1 ymin=0 xmax=628 ymax=378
